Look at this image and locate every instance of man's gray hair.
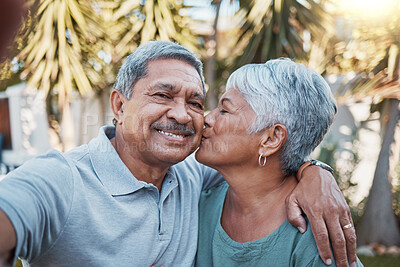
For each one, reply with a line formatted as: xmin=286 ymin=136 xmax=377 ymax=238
xmin=113 ymin=41 xmax=205 ymax=98
xmin=227 ymin=58 xmax=337 ymax=175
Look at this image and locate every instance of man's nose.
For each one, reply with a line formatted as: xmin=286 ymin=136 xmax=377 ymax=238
xmin=167 ymin=102 xmax=191 ymax=124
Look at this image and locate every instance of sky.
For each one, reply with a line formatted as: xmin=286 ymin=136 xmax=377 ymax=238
xmin=184 ymin=0 xmax=240 ymax=21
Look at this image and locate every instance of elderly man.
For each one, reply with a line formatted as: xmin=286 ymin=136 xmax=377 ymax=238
xmin=0 ymin=41 xmax=356 ymax=267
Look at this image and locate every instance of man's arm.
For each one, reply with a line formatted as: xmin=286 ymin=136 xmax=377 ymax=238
xmin=286 ymin=165 xmax=357 ymax=267
xmin=0 ymin=209 xmax=16 ymax=266
xmin=0 ymin=150 xmax=74 ymax=265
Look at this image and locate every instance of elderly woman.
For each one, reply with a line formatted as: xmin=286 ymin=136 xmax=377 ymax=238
xmin=195 ymin=59 xmax=363 ymax=266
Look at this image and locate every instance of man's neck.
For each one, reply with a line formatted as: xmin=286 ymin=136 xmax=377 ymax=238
xmin=110 ymin=137 xmax=170 ymax=191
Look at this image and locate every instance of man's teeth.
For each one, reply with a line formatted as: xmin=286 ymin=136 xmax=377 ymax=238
xmin=158 ymin=130 xmax=185 ymax=138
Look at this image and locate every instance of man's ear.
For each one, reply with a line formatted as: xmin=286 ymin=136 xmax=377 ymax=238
xmin=110 ymin=89 xmax=126 ymax=125
xmin=258 ymin=124 xmax=287 ymax=157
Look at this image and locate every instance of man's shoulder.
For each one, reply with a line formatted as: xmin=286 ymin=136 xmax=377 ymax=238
xmin=23 ymin=149 xmax=73 ymax=172
xmin=4 ymin=145 xmax=90 ymax=187
xmin=172 ymin=154 xmax=205 ymax=176
xmin=175 ymin=153 xmax=200 ymax=166
xmin=201 ymin=180 xmax=228 ymax=197
xmin=173 ymin=154 xmax=224 ymax=191
xmin=174 ymin=154 xmax=220 ymax=178
xmin=199 ymin=181 xmax=228 ymax=212
xmin=169 ymin=154 xmax=203 ymax=187
xmin=64 ymin=143 xmax=90 ymax=163
xmin=2 ymin=149 xmax=74 ymax=187
xmin=38 ymin=144 xmax=90 ymax=171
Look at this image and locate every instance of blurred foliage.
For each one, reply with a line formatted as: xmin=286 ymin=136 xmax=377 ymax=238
xmin=206 ymin=0 xmax=335 ymax=102
xmin=228 ymin=0 xmax=333 ymax=69
xmin=98 ymin=0 xmax=200 ymax=62
xmin=327 ymin=1 xmax=400 ymax=101
xmin=0 ymin=0 xmax=199 ymax=114
xmin=330 ymin=0 xmax=400 ymax=247
xmin=0 ymin=0 xmax=338 ymax=111
xmin=358 ymin=255 xmax=400 ymax=267
xmin=316 ymin=135 xmax=361 ymax=219
xmin=1 ymin=0 xmax=108 ymax=106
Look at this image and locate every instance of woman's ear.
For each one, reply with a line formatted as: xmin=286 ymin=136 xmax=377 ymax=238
xmin=110 ymin=89 xmax=126 ymax=125
xmin=259 ymin=124 xmax=287 ymax=157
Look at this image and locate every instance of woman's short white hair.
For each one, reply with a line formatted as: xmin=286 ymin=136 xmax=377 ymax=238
xmin=226 ymin=58 xmax=337 ymax=175
xmin=113 ymin=41 xmax=205 ymax=99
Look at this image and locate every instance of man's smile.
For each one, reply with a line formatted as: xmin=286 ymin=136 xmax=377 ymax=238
xmin=157 ymin=129 xmax=186 ymax=139
xmin=151 ymin=122 xmax=197 ymax=144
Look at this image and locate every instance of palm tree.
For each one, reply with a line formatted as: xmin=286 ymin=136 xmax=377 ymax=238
xmin=330 ymin=2 xmax=400 ymax=246
xmin=230 ymin=0 xmax=333 ymax=68
xmin=357 ymin=96 xmax=400 ymax=246
xmin=205 ymin=0 xmax=334 ymax=109
xmin=204 ymin=0 xmax=223 ymax=110
xmin=0 ymin=0 xmax=111 ymax=150
xmin=353 ymin=36 xmax=400 ymax=248
xmin=102 ymin=0 xmax=199 ymax=62
xmin=0 ymin=0 xmax=199 ymax=150
xmin=91 ymin=0 xmax=200 ymax=132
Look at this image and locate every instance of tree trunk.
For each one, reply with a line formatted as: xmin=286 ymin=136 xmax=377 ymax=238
xmin=357 ymin=98 xmax=400 ymax=246
xmin=205 ymin=0 xmax=221 ymax=110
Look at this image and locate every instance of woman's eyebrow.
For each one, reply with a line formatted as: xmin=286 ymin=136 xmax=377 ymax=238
xmin=221 ymin=98 xmax=233 ymax=107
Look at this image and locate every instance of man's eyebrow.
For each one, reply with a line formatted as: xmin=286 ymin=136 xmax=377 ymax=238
xmin=192 ymin=92 xmax=205 ymax=102
xmin=153 ymin=83 xmax=175 ymax=90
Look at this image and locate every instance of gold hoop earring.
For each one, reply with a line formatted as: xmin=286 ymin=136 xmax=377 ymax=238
xmin=258 ymin=153 xmax=267 ymax=167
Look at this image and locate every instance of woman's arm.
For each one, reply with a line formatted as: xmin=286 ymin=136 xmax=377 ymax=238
xmin=286 ymin=165 xmax=357 ymax=267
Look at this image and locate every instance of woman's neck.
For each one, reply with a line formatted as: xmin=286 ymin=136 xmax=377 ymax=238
xmin=219 ymin=160 xmax=298 ymax=243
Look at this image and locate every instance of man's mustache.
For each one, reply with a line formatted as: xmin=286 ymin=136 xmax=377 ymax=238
xmin=151 ymin=122 xmax=196 ymax=135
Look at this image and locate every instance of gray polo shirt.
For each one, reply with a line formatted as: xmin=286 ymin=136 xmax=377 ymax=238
xmin=0 ymin=126 xmax=222 ymax=266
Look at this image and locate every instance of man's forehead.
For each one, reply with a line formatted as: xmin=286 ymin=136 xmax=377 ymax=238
xmin=147 ymin=58 xmax=203 ymax=85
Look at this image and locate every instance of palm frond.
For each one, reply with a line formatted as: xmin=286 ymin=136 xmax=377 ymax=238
xmin=229 ymin=0 xmax=334 ymax=71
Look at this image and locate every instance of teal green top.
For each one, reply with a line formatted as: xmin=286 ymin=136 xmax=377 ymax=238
xmin=196 ymin=181 xmax=364 ymax=267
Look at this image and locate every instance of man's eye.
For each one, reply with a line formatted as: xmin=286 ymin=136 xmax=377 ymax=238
xmin=190 ymin=102 xmax=203 ymax=109
xmin=154 ymin=93 xmax=171 ymax=99
xmin=219 ymin=109 xmax=228 ymax=114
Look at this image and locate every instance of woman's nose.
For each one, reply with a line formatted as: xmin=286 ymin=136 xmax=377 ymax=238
xmin=204 ymin=109 xmax=216 ymax=128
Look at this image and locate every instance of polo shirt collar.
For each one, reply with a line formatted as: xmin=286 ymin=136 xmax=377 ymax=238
xmin=88 ymin=126 xmax=146 ymax=196
xmin=88 ymin=126 xmax=179 ymax=196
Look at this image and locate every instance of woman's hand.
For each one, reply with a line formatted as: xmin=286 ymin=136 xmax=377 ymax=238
xmin=285 ymin=166 xmax=357 ymax=267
